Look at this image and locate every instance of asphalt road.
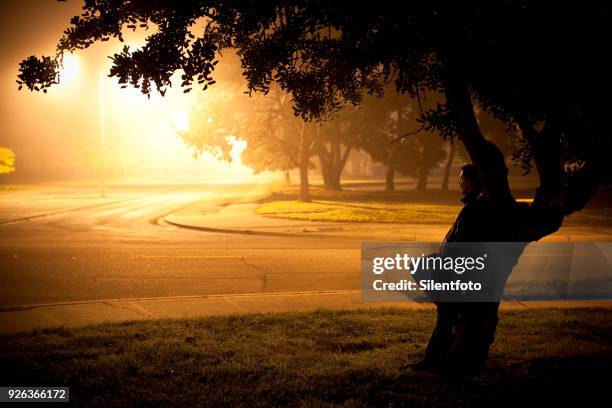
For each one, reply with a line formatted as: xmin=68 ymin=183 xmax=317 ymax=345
xmin=0 ymin=184 xmax=360 ymax=308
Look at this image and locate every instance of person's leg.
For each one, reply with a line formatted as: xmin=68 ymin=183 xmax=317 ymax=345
xmin=416 ymin=302 xmax=461 ymax=370
xmin=446 ymin=302 xmax=500 ymax=374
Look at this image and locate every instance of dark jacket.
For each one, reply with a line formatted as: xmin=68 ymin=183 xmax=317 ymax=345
xmin=444 ymin=192 xmax=493 ymax=243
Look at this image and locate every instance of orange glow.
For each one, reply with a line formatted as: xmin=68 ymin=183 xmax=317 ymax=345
xmin=2 ymin=22 xmax=278 ymax=185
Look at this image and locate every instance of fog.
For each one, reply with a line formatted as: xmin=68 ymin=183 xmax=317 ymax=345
xmin=0 ymin=1 xmax=259 ymax=184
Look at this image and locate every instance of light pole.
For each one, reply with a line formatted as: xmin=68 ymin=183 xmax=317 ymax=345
xmin=98 ymin=67 xmax=106 ymax=198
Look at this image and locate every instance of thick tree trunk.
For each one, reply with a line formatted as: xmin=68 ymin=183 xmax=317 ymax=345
xmin=443 ymin=79 xmax=513 ymax=204
xmin=316 ymin=136 xmax=351 ymax=191
xmin=299 ymin=123 xmax=311 ymax=202
xmin=440 ymin=57 xmax=567 ymax=242
xmin=299 ymin=162 xmax=310 ymax=202
xmin=385 ymin=147 xmax=398 ymax=191
xmin=441 ymin=142 xmax=456 ymax=191
xmin=318 ymin=155 xmax=337 ymax=190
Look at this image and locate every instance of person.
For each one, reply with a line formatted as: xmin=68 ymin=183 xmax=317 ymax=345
xmin=411 ymin=163 xmax=504 ymax=376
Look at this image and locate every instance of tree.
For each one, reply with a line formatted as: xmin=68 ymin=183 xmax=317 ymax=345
xmin=314 ymin=106 xmax=371 ymax=191
xmin=182 ymin=82 xmax=316 ymax=201
xmin=235 ymin=88 xmax=318 ymax=202
xmin=440 ymin=141 xmax=455 ymax=191
xmin=0 ymin=147 xmax=16 ymax=175
xmin=18 ymin=1 xmax=612 ymax=241
xmin=357 ymin=93 xmax=445 ymax=191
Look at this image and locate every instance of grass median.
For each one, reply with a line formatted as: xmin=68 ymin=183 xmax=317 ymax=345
xmin=1 ymin=307 xmax=611 ymax=406
xmin=257 ymin=187 xmax=461 ymax=224
xmin=257 ymin=185 xmax=612 ymax=226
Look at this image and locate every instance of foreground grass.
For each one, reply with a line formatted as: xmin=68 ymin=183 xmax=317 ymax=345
xmin=1 ymin=307 xmax=611 ymax=407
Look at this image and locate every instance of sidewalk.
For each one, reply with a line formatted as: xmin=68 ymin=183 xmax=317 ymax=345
xmin=2 ymin=290 xmax=610 ymax=335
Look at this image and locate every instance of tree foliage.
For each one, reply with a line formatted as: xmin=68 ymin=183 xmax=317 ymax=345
xmin=18 ymin=0 xmax=612 ymax=239
xmin=0 ymin=147 xmax=16 ymax=175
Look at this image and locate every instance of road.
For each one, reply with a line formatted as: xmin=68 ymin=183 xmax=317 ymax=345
xmin=0 ymin=183 xmax=361 ymax=308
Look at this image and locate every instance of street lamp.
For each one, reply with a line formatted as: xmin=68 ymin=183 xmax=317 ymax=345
xmin=98 ymin=67 xmax=106 ymax=198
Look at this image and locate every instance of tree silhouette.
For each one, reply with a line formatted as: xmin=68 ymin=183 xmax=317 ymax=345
xmin=356 ymin=93 xmax=445 ymax=191
xmin=18 ymin=1 xmax=612 ymax=240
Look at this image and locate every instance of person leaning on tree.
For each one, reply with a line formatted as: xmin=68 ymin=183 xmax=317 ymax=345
xmin=411 ymin=163 xmax=515 ymax=376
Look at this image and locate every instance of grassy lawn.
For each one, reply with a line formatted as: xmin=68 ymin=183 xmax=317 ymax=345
xmin=1 ymin=307 xmax=611 ymax=407
xmin=257 ymin=200 xmax=460 ymax=224
xmin=257 ymin=185 xmax=612 ymax=225
xmin=257 ymin=187 xmax=462 ymax=224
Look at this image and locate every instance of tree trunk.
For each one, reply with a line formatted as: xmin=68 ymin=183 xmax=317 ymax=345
xmin=442 ymin=72 xmax=513 ymax=204
xmin=316 ymin=136 xmax=351 ymax=191
xmin=299 ymin=122 xmax=311 ymax=202
xmin=440 ymin=56 xmax=566 ymax=241
xmin=284 ymin=170 xmax=291 ymax=186
xmin=441 ymin=142 xmax=456 ymax=191
xmin=318 ymin=154 xmax=333 ymax=189
xmin=385 ymin=147 xmax=398 ymax=191
xmin=416 ymin=165 xmax=429 ymax=191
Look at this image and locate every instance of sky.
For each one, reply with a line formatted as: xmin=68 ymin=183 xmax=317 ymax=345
xmin=0 ymin=0 xmax=261 ymax=184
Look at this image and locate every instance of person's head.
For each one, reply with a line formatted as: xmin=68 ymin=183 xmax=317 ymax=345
xmin=459 ymin=163 xmax=481 ymax=196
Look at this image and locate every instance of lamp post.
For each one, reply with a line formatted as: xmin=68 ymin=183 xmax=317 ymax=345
xmin=98 ymin=67 xmax=106 ymax=198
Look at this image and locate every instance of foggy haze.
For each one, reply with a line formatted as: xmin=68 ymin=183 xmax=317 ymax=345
xmin=0 ymin=1 xmax=257 ymax=184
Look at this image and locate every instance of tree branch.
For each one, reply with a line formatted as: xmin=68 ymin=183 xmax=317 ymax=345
xmin=442 ymin=72 xmax=513 ymax=204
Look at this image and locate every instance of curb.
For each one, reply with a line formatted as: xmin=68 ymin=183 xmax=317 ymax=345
xmin=164 ymin=216 xmax=330 ymax=239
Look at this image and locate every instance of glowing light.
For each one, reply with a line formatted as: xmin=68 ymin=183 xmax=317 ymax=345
xmin=59 ymin=54 xmax=79 ymax=83
xmin=171 ymin=112 xmax=190 ymax=132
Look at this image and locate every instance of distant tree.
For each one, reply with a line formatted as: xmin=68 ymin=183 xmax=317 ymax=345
xmin=0 ymin=147 xmax=15 ymax=175
xmin=181 ymin=82 xmax=316 ymax=201
xmin=17 ymin=1 xmax=612 ymax=241
xmin=357 ymin=93 xmax=445 ymax=191
xmin=177 ymin=85 xmax=239 ymax=163
xmin=440 ymin=141 xmax=457 ymax=191
xmin=412 ymin=133 xmax=446 ymax=191
xmin=339 ymin=95 xmax=398 ymax=190
xmin=314 ymin=107 xmax=366 ymax=191
xmin=233 ymin=86 xmax=317 ymax=201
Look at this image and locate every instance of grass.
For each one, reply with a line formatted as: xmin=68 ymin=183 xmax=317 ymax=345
xmin=257 ymin=185 xmax=612 ymax=226
xmin=257 ymin=187 xmax=462 ymax=224
xmin=257 ymin=200 xmax=459 ymax=224
xmin=1 ymin=307 xmax=611 ymax=407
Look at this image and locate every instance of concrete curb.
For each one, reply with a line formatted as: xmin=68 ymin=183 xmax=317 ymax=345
xmin=2 ymin=289 xmax=611 ymax=335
